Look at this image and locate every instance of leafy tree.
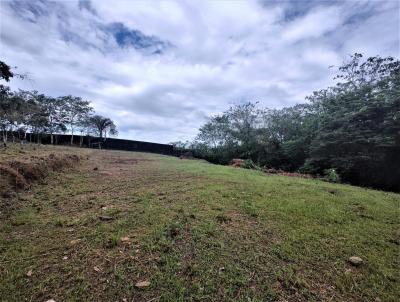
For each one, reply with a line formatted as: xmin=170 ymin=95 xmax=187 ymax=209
xmin=25 ymin=91 xmax=50 ymax=144
xmin=192 ymin=53 xmax=400 ymax=191
xmin=0 ymin=61 xmax=13 ymax=82
xmin=60 ymin=96 xmax=92 ymax=145
xmin=225 ymin=102 xmax=260 ymax=158
xmin=0 ymin=85 xmax=15 ymax=144
xmin=304 ymin=54 xmax=400 ymax=190
xmin=0 ymin=87 xmax=30 ymax=144
xmin=42 ymin=96 xmax=67 ymax=144
xmin=86 ymin=115 xmax=118 ymax=138
xmin=195 ymin=103 xmax=261 ymax=163
xmin=0 ymin=60 xmax=27 ymax=82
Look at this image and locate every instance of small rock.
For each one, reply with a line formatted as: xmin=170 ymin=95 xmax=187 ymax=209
xmin=120 ymin=236 xmax=130 ymax=242
xmin=135 ymin=280 xmax=151 ymax=288
xmin=99 ymin=215 xmax=113 ymax=221
xmin=93 ymin=266 xmax=101 ymax=273
xmin=62 ymin=256 xmax=68 ymax=260
xmin=348 ymin=256 xmax=363 ymax=266
xmin=45 ymin=300 xmax=56 ymax=302
xmin=69 ymin=239 xmax=82 ymax=246
xmin=26 ymin=269 xmax=33 ymax=277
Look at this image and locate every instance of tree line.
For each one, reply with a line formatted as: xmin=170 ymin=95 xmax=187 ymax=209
xmin=0 ymin=60 xmax=117 ymax=146
xmin=174 ymin=54 xmax=400 ymax=191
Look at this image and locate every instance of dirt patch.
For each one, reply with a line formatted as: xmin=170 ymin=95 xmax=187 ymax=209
xmin=0 ymin=165 xmax=27 ymax=196
xmin=111 ymin=158 xmax=153 ymax=165
xmin=0 ymin=153 xmax=81 ymax=199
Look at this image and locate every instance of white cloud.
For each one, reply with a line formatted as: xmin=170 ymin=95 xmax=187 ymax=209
xmin=0 ymin=0 xmax=398 ymax=143
xmin=282 ymin=6 xmax=343 ymax=42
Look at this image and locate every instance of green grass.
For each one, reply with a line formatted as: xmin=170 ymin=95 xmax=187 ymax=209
xmin=0 ymin=146 xmax=399 ymax=301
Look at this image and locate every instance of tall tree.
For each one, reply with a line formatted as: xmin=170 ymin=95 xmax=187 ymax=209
xmin=0 ymin=87 xmax=30 ymax=144
xmin=305 ymin=54 xmax=400 ymax=190
xmin=61 ymin=96 xmax=92 ymax=145
xmin=25 ymin=91 xmax=50 ymax=144
xmin=43 ymin=96 xmax=67 ymax=144
xmin=191 ymin=54 xmax=400 ymax=191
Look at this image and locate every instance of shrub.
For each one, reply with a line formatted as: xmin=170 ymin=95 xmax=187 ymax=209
xmin=324 ymin=168 xmax=341 ymax=183
xmin=243 ymin=159 xmax=258 ymax=170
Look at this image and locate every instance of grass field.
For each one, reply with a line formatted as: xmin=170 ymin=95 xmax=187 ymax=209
xmin=0 ymin=145 xmax=399 ymax=301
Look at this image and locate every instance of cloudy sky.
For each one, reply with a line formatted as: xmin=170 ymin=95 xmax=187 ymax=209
xmin=1 ymin=0 xmax=399 ymax=143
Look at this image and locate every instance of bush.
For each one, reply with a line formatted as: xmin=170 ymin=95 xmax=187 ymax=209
xmin=243 ymin=159 xmax=259 ymax=170
xmin=324 ymin=168 xmax=341 ymax=183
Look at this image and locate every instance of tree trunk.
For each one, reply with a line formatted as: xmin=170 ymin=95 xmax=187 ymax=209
xmin=51 ymin=133 xmax=54 ymax=145
xmin=2 ymin=128 xmax=7 ymax=147
xmin=11 ymin=125 xmax=15 ymax=143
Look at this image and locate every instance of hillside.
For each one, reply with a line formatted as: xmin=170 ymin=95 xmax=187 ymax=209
xmin=0 ymin=145 xmax=399 ymax=301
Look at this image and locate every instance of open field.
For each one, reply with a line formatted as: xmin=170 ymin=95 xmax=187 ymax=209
xmin=0 ymin=145 xmax=399 ymax=302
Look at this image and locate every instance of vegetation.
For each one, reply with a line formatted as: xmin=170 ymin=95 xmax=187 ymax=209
xmin=0 ymin=61 xmax=118 ymax=146
xmin=1 ymin=52 xmax=398 ymax=301
xmin=0 ymin=146 xmax=399 ymax=301
xmin=86 ymin=114 xmax=118 ymax=139
xmin=0 ymin=60 xmax=14 ymax=82
xmin=177 ymin=54 xmax=400 ymax=191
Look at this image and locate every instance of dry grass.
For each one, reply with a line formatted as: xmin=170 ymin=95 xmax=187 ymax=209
xmin=0 ymin=144 xmax=86 ymax=206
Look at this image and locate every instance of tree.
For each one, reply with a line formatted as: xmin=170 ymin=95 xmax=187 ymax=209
xmin=0 ymin=60 xmax=27 ymax=82
xmin=0 ymin=87 xmax=29 ymax=144
xmin=42 ymin=96 xmax=67 ymax=144
xmin=191 ymin=53 xmax=400 ymax=191
xmin=0 ymin=61 xmax=13 ymax=82
xmin=226 ymin=102 xmax=260 ymax=157
xmin=61 ymin=96 xmax=92 ymax=145
xmin=0 ymin=60 xmax=27 ymax=145
xmin=0 ymin=85 xmax=15 ymax=144
xmin=24 ymin=91 xmax=50 ymax=144
xmin=304 ymin=55 xmax=400 ymax=190
xmin=86 ymin=115 xmax=118 ymax=139
xmin=195 ymin=103 xmax=262 ymax=163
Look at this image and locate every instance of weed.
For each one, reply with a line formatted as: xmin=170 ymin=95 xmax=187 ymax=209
xmin=104 ymin=234 xmax=119 ymax=249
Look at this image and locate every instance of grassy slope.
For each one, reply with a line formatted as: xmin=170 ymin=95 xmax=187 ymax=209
xmin=0 ymin=146 xmax=399 ymax=301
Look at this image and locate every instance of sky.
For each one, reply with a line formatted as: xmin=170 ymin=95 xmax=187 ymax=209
xmin=1 ymin=0 xmax=399 ymax=143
